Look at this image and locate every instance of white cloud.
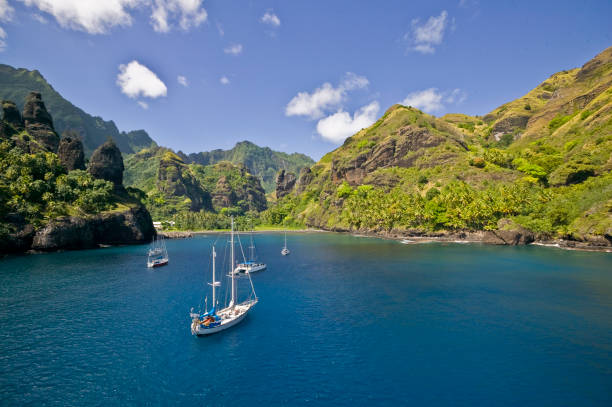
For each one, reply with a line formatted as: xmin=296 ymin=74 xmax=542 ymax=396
xmin=150 ymin=0 xmax=207 ymax=33
xmin=401 ymin=87 xmax=467 ymax=113
xmin=18 ymin=0 xmax=206 ymax=34
xmin=285 ymin=72 xmax=369 ymax=119
xmin=261 ymin=11 xmax=280 ymax=27
xmin=402 ymin=88 xmax=443 ymax=112
xmin=407 ymin=10 xmax=448 ymax=54
xmin=220 ymin=76 xmax=230 ymax=85
xmin=341 ymin=72 xmax=369 ymax=90
xmin=316 ymin=101 xmax=380 ymax=143
xmin=224 ymin=43 xmax=243 ymax=55
xmin=286 ymin=83 xmax=343 ymax=119
xmin=216 ymin=21 xmax=224 ymax=36
xmin=177 ymin=75 xmax=188 ymax=86
xmin=0 ymin=0 xmax=14 ymax=21
xmin=0 ymin=27 xmax=7 ymax=52
xmin=138 ymin=100 xmax=149 ymax=109
xmin=32 ymin=13 xmax=48 ymax=24
xmin=0 ymin=0 xmax=13 ymax=51
xmin=117 ymin=60 xmax=168 ymax=99
xmin=445 ymin=88 xmax=467 ymax=104
xmin=18 ymin=0 xmax=139 ymax=34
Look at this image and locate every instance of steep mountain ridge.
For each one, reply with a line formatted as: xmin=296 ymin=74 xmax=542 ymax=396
xmin=268 ymin=46 xmax=612 ymax=248
xmin=0 ymin=64 xmax=156 ymax=154
xmin=178 ymin=140 xmax=314 ymax=193
xmin=124 ymin=145 xmax=267 ymax=220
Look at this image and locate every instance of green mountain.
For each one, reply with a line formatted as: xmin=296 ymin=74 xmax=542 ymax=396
xmin=178 ymin=140 xmax=314 ymax=193
xmin=0 ymin=64 xmax=156 ymax=155
xmin=264 ymin=46 xmax=612 ymax=247
xmin=125 ymin=146 xmax=267 ymax=223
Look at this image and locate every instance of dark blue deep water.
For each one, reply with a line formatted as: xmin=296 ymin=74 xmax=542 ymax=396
xmin=1 ymin=233 xmax=611 ymax=406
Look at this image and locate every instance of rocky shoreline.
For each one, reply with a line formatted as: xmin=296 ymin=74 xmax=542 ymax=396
xmin=1 ymin=206 xmax=155 ymax=255
xmin=153 ymin=226 xmax=611 ymax=252
xmin=339 ymin=228 xmax=612 ymax=253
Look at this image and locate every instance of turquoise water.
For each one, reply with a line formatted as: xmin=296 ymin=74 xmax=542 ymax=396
xmin=1 ymin=233 xmax=611 ymax=406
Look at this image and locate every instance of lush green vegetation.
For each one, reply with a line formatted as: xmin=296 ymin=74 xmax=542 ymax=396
xmin=0 ymin=141 xmax=115 ymax=232
xmin=257 ymin=48 xmax=612 ymax=243
xmin=180 ymin=140 xmax=314 ymax=193
xmin=124 ymin=146 xmax=268 ymax=222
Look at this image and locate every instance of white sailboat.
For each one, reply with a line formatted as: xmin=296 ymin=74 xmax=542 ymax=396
xmin=190 ymin=217 xmax=258 ymax=336
xmin=281 ymin=230 xmax=290 ymax=256
xmin=147 ymin=234 xmax=169 ymax=268
xmin=234 ymin=225 xmax=266 ymax=274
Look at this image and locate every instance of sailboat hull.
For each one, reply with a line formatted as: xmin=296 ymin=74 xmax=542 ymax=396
xmin=148 ymin=259 xmax=169 ymax=268
xmin=234 ymin=263 xmax=266 ymax=274
xmin=192 ymin=300 xmax=257 ymax=336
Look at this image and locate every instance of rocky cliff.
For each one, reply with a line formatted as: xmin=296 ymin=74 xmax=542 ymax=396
xmin=88 ymin=139 xmax=125 ymax=188
xmin=31 ymin=206 xmax=154 ymax=251
xmin=57 ymin=133 xmax=85 ymax=171
xmin=0 ymin=93 xmax=155 ymax=255
xmin=22 ymin=91 xmax=59 ymax=152
xmin=156 ymin=150 xmax=211 ymax=211
xmin=124 ymin=146 xmax=267 ymax=218
xmin=275 ymin=169 xmax=297 ymax=198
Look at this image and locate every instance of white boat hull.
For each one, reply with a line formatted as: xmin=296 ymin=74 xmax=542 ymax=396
xmin=147 ymin=258 xmax=168 ymax=268
xmin=233 ymin=263 xmax=266 ymax=274
xmin=191 ymin=299 xmax=257 ymax=336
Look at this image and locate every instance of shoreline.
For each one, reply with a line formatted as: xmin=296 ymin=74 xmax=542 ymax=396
xmin=4 ymin=228 xmax=608 ymax=257
xmin=159 ymin=228 xmax=612 ymax=253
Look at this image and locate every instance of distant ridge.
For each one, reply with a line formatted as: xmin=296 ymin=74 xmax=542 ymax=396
xmin=178 ymin=140 xmax=314 ymax=193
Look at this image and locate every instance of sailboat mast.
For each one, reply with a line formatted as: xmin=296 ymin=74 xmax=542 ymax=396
xmin=230 ymin=216 xmax=235 ymax=307
xmin=250 ymin=229 xmax=254 ymax=261
xmin=212 ymin=246 xmax=216 ymax=308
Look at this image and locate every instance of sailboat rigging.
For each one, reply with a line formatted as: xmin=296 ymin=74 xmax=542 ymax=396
xmin=281 ymin=230 xmax=290 ymax=256
xmin=234 ymin=222 xmax=266 ymax=274
xmin=190 ymin=217 xmax=258 ymax=336
xmin=147 ymin=234 xmax=169 ymax=268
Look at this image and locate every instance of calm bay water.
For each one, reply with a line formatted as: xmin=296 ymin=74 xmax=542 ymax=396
xmin=1 ymin=233 xmax=611 ymax=406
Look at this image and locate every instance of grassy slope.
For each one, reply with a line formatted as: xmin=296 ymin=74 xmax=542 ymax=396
xmin=272 ymin=47 xmax=612 ymax=241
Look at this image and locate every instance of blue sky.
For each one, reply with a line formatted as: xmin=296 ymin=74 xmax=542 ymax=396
xmin=0 ymin=0 xmax=611 ymax=159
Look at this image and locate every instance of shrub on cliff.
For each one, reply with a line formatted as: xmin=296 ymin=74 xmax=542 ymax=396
xmin=0 ymin=141 xmax=114 ymax=226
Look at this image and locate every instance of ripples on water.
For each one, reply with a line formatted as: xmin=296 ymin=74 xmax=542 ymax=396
xmin=1 ymin=234 xmax=611 ymax=406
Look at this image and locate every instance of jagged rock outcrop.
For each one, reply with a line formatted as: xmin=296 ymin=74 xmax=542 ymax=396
xmin=2 ymin=100 xmax=23 ymax=130
xmin=491 ymin=115 xmax=530 ymax=134
xmin=157 ymin=153 xmax=211 ymax=211
xmin=331 ymin=126 xmax=463 ymax=185
xmin=296 ymin=167 xmax=313 ymax=194
xmin=88 ymin=139 xmax=124 ymax=187
xmin=30 ymin=206 xmax=155 ymax=251
xmin=58 ymin=135 xmax=85 ymax=171
xmin=212 ymin=176 xmax=236 ymax=208
xmin=206 ymin=163 xmax=267 ymax=211
xmin=22 ymin=91 xmax=59 ymax=152
xmin=0 ymin=214 xmax=35 ymax=254
xmin=275 ymin=169 xmax=296 ymax=198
